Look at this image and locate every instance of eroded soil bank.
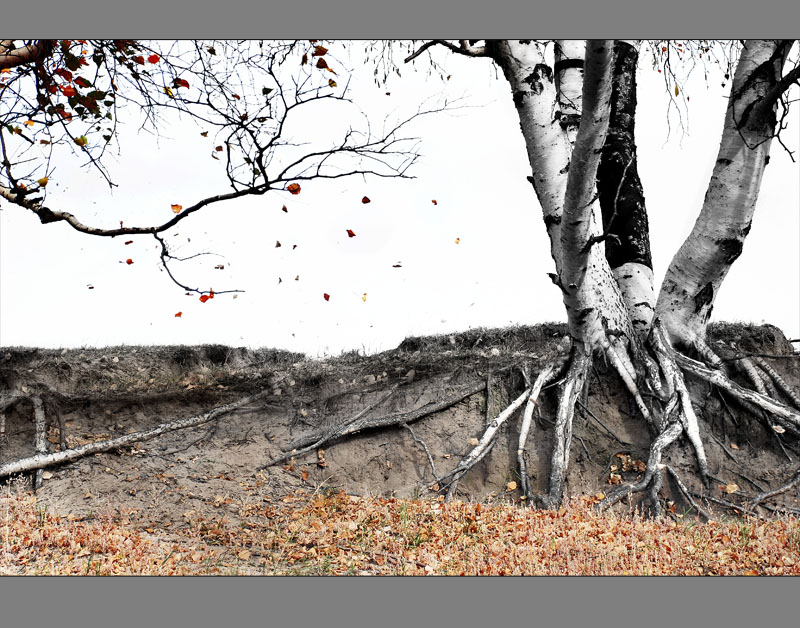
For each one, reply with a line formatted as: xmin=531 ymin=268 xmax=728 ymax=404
xmin=1 ymin=323 xmax=799 ymax=532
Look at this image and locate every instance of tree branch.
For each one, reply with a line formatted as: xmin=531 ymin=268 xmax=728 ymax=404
xmin=404 ymin=40 xmax=487 ymax=64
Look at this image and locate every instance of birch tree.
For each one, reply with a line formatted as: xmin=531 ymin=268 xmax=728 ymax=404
xmin=398 ymin=39 xmax=800 ymax=511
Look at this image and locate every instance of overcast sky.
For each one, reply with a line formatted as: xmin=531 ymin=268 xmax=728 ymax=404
xmin=1 ymin=42 xmax=797 ymax=355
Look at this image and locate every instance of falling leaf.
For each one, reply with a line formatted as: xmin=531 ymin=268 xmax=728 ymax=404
xmin=313 ymin=45 xmax=328 ymax=57
xmin=200 ymin=131 xmax=208 ymax=137
xmin=506 ymin=481 xmax=517 ymax=492
xmin=232 ymin=94 xmax=241 ymax=100
xmin=281 ymin=205 xmax=288 ymax=212
xmin=124 ymin=240 xmax=133 ymax=245
xmin=37 ymin=177 xmax=49 ymax=187
xmin=674 ymin=84 xmax=680 ymax=96
xmin=346 ymin=229 xmax=356 ymax=238
xmin=362 ymin=293 xmax=367 ymax=302
xmin=454 ymin=237 xmax=460 ymax=244
xmin=171 ymin=204 xmax=183 ymax=213
xmin=39 ymin=139 xmax=50 ymax=145
xmin=215 ymin=145 xmax=223 ymax=152
xmin=292 ymin=245 xmax=297 ymax=250
xmin=214 ymin=264 xmax=224 ymax=270
xmin=173 ymin=78 xmax=190 ymax=89
xmin=315 ymin=58 xmax=329 ymax=70
xmin=392 ymin=264 xmax=402 ymax=268
xmin=132 ymin=55 xmax=145 ymax=65
xmin=147 ymin=54 xmax=160 ymax=64
xmin=432 ymin=199 xmax=438 ymax=205
xmin=175 ymin=312 xmax=182 ymax=317
xmin=87 ymin=284 xmax=94 ymax=289
xmin=275 ymin=241 xmax=281 ymax=248
xmin=125 ymin=258 xmax=133 ymax=265
xmin=328 ymin=79 xmax=337 ymax=88
xmin=361 ymin=196 xmax=371 ymax=204
xmin=301 ymin=53 xmax=308 ymax=65
xmin=323 ymin=293 xmax=330 ymax=301
xmin=287 ymin=183 xmax=301 ymax=195
xmin=468 ymin=437 xmax=479 ymax=446
xmin=163 ymin=86 xmax=174 ymax=98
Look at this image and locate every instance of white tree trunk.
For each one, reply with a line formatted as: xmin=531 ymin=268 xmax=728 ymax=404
xmin=656 ymin=40 xmax=792 ymax=347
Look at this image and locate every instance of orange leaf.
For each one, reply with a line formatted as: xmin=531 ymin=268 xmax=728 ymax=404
xmin=432 ymin=199 xmax=438 ymax=205
xmin=147 ymin=54 xmax=160 ymax=64
xmin=74 ymin=77 xmax=92 ymax=88
xmin=61 ymin=85 xmax=77 ymax=98
xmin=454 ymin=237 xmax=460 ymax=244
xmin=25 ymin=120 xmax=35 ymax=128
xmin=199 ymin=294 xmax=211 ymax=303
xmin=301 ymin=469 xmax=310 ymax=481
xmin=323 ymin=293 xmax=330 ymax=301
xmin=362 ymin=293 xmax=367 ymax=302
xmin=361 ymin=196 xmax=371 ymax=204
xmin=315 ymin=58 xmax=329 ymax=70
xmin=287 ymin=183 xmax=301 ymax=195
xmin=346 ymin=229 xmax=356 ymax=238
xmin=125 ymin=258 xmax=133 ymax=265
xmin=505 ymin=481 xmax=517 ymax=492
xmin=175 ymin=312 xmax=182 ymax=317
xmin=171 ymin=204 xmax=183 ymax=213
xmin=313 ymin=45 xmax=328 ymax=57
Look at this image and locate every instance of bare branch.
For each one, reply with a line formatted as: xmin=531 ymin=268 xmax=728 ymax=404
xmin=404 ymin=40 xmax=487 ymax=64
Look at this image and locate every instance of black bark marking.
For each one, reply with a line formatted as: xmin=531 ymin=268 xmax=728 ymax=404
xmin=716 ymin=157 xmax=733 ymax=166
xmin=544 ymin=214 xmax=561 ymax=230
xmin=694 ymin=282 xmax=714 ymax=314
xmin=558 ymin=113 xmax=581 ymax=130
xmin=716 ymin=237 xmax=744 ymax=264
xmin=740 ymin=220 xmax=752 ymax=238
xmin=596 ymin=41 xmax=652 ymax=271
xmin=577 ymin=307 xmax=595 ymax=324
xmin=558 ymin=161 xmax=570 ymax=175
xmin=633 ymin=301 xmax=654 ymax=310
xmin=554 ymin=58 xmax=585 ymax=75
xmin=533 ymin=63 xmax=553 ymax=82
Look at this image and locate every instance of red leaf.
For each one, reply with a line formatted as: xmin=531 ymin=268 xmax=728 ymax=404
xmin=287 ymin=183 xmax=301 ymax=195
xmin=232 ymin=94 xmax=241 ymax=100
xmin=173 ymin=78 xmax=190 ymax=89
xmin=53 ymin=68 xmax=73 ymax=82
xmin=74 ymin=77 xmax=92 ymax=88
xmin=361 ymin=196 xmax=371 ymax=204
xmin=431 ymin=199 xmax=438 ymax=205
xmin=175 ymin=312 xmax=182 ymax=317
xmin=60 ymin=85 xmax=77 ymax=98
xmin=312 ymin=46 xmax=328 ymax=57
xmin=301 ymin=53 xmax=308 ymax=65
xmin=132 ymin=55 xmax=145 ymax=65
xmin=124 ymin=240 xmax=133 ymax=245
xmin=281 ymin=205 xmax=288 ymax=212
xmin=199 ymin=294 xmax=210 ymax=303
xmin=215 ymin=145 xmax=223 ymax=152
xmin=147 ymin=54 xmax=160 ymax=64
xmin=323 ymin=293 xmax=330 ymax=301
xmin=315 ymin=58 xmax=329 ymax=70
xmin=125 ymin=258 xmax=134 ymax=265
xmin=346 ymin=229 xmax=356 ymax=238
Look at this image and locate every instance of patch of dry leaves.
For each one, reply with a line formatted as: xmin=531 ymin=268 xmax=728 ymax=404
xmin=2 ymin=488 xmax=799 ymax=575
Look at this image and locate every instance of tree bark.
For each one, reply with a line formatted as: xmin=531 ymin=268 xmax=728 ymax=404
xmin=656 ymin=40 xmax=792 ymax=348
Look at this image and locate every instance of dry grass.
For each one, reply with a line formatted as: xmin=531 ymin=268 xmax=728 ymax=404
xmin=3 ymin=487 xmax=799 ymax=575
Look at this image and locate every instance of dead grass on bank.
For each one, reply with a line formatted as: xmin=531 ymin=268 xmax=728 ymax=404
xmin=3 ymin=487 xmax=799 ymax=576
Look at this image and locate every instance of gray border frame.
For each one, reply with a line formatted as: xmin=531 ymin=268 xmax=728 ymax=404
xmin=2 ymin=0 xmax=799 ymax=626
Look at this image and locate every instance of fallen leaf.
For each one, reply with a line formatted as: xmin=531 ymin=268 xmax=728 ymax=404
xmin=41 ymin=471 xmax=53 ymax=480
xmin=723 ymin=483 xmax=739 ymax=494
xmin=301 ymin=469 xmax=309 ymax=481
xmin=287 ymin=183 xmax=301 ymax=195
xmin=392 ymin=263 xmax=402 ymax=268
xmin=506 ymin=481 xmax=517 ymax=492
xmin=215 ymin=145 xmax=223 ymax=152
xmin=468 ymin=437 xmax=480 ymax=446
xmin=772 ymin=425 xmax=786 ymax=434
xmin=237 ymin=549 xmax=251 ymax=560
xmin=729 ymin=443 xmax=739 ymax=450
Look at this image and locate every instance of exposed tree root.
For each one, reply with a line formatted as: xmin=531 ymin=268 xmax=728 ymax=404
xmin=403 ymin=423 xmax=440 ymax=485
xmin=262 ymin=381 xmax=487 ymax=470
xmin=0 ymin=390 xmax=271 ymax=479
xmin=753 ymin=357 xmax=800 ymax=410
xmin=32 ymin=396 xmax=47 ymax=491
xmin=665 ymin=464 xmax=712 ymax=520
xmin=749 ymin=468 xmax=800 ymax=510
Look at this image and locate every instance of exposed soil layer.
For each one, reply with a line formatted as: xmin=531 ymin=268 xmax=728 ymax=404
xmin=1 ymin=323 xmax=799 ymax=532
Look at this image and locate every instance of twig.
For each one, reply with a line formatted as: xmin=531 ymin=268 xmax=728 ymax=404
xmin=708 ymin=431 xmax=737 ymax=462
xmin=749 ymin=468 xmax=800 ymax=509
xmin=263 ymin=381 xmax=486 ymax=469
xmin=403 ymin=423 xmax=439 ymax=484
xmin=665 ymin=465 xmax=713 ymax=520
xmin=0 ymin=390 xmax=270 ymax=479
xmin=692 ymin=492 xmax=759 ymax=518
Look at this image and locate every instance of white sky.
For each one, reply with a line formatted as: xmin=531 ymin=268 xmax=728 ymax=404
xmin=1 ymin=43 xmax=798 ymax=355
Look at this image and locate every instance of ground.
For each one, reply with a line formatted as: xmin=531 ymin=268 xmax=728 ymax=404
xmin=1 ymin=323 xmax=799 ymax=573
